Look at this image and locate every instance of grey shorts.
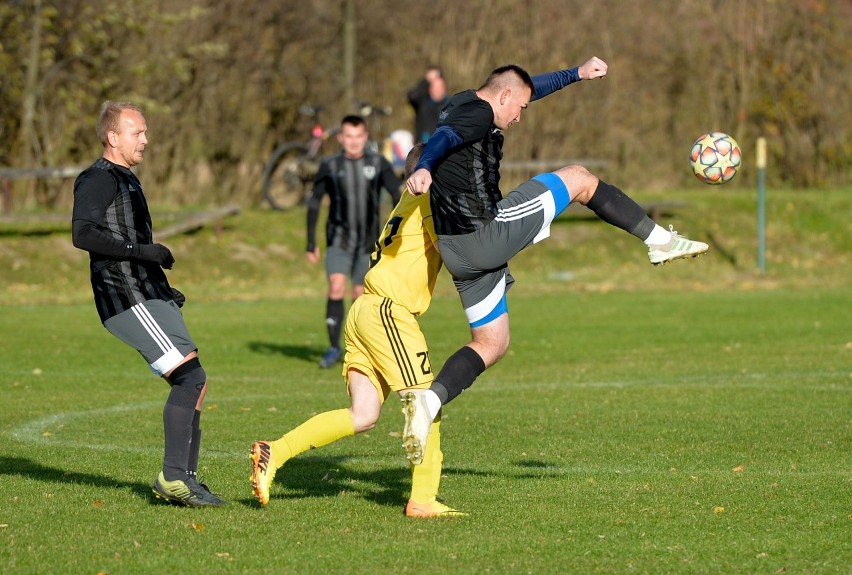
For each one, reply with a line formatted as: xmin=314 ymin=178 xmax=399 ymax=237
xmin=103 ymin=298 xmax=197 ymax=376
xmin=437 ymin=173 xmax=571 ymax=327
xmin=326 ymin=245 xmax=370 ymax=285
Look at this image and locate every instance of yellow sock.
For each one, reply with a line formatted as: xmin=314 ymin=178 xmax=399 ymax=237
xmin=409 ymin=416 xmax=442 ymax=502
xmin=270 ymin=408 xmax=355 ymax=468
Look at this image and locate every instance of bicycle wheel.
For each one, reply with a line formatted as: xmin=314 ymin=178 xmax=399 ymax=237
xmin=261 ymin=142 xmax=311 ymax=210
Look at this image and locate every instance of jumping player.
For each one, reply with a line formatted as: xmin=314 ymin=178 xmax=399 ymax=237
xmin=401 ymin=59 xmax=709 ymax=463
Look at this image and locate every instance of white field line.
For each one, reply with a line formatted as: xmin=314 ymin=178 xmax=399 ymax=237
xmin=6 ymin=372 xmax=849 ymax=468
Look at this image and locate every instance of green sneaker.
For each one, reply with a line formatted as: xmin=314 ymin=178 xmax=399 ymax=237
xmin=152 ymin=472 xmax=227 ymax=507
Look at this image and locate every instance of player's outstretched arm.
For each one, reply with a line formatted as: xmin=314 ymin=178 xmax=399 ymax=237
xmin=530 ymin=56 xmax=608 ymax=102
xmin=578 ymin=56 xmax=607 ymax=80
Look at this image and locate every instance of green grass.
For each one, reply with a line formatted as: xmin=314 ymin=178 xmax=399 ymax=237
xmin=1 ymin=187 xmax=850 ymax=573
xmin=2 ymin=187 xmax=850 ymax=305
xmin=2 ymin=293 xmax=850 ymax=574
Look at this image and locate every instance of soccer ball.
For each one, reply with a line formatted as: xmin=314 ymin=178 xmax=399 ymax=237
xmin=690 ymin=132 xmax=742 ymax=184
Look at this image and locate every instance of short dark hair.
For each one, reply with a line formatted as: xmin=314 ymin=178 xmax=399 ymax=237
xmin=478 ymin=64 xmax=535 ymax=94
xmin=405 ymin=143 xmax=426 ymax=178
xmin=341 ymin=115 xmax=367 ymax=129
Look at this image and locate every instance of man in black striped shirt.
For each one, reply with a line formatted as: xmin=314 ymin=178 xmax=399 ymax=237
xmin=306 ymin=115 xmax=402 ymax=368
xmin=400 ymin=60 xmax=709 ymax=462
xmin=72 ymin=101 xmax=225 ymax=507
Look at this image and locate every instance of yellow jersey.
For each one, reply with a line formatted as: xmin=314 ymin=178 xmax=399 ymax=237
xmin=364 ymin=192 xmax=440 ymax=316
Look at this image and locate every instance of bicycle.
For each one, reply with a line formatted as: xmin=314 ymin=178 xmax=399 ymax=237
xmin=261 ymin=102 xmax=395 ymax=211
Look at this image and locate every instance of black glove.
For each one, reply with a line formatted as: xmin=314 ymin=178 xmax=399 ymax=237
xmin=135 ymin=243 xmax=175 ymax=269
xmin=171 ymin=287 xmax=186 ymax=308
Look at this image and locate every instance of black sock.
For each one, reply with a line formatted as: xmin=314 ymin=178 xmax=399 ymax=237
xmin=430 ymin=346 xmax=487 ymax=405
xmin=187 ymin=410 xmax=201 ymax=479
xmin=326 ymin=298 xmax=345 ymax=349
xmin=586 ymin=180 xmax=655 ymax=240
xmin=162 ymin=392 xmax=195 ymax=481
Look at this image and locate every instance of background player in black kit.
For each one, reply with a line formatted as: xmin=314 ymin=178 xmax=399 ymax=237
xmin=306 ymin=115 xmax=402 ymax=368
xmin=71 ymin=101 xmax=225 ymax=507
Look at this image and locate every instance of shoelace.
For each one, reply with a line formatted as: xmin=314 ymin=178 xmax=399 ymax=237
xmin=186 ymin=477 xmax=216 ymax=497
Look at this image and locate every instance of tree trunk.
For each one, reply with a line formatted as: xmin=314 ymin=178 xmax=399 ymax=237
xmin=18 ymin=0 xmax=42 ymax=169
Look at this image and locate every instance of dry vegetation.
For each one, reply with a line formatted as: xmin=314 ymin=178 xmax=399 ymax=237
xmin=1 ymin=0 xmax=850 ymax=210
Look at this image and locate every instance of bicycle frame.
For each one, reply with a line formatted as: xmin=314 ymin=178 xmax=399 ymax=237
xmin=261 ymin=101 xmax=402 ymax=210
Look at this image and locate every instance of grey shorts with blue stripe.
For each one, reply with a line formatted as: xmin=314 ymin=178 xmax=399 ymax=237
xmin=437 ymin=172 xmax=572 ymax=327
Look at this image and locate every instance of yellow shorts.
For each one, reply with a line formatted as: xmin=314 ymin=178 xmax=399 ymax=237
xmin=342 ymin=293 xmax=434 ymax=402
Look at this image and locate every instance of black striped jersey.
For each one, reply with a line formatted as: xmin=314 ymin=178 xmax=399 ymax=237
xmin=429 ymin=89 xmax=504 ymax=235
xmin=306 ymin=151 xmax=402 ymax=253
xmin=72 ymin=158 xmax=173 ymax=322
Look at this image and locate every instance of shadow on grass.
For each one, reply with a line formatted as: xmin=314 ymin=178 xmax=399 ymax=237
xmin=264 ymin=460 xmax=560 ymax=507
xmin=247 ymin=341 xmax=321 ymax=363
xmin=264 ymin=457 xmax=409 ymax=508
xmin=447 ymin=462 xmax=567 ymax=480
xmin=249 ymin=457 xmax=504 ymax=509
xmin=0 ymin=455 xmax=154 ymax=501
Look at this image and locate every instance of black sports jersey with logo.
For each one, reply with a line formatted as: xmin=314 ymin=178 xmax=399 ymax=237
xmin=428 ymin=89 xmax=504 ymax=235
xmin=306 ymin=151 xmax=401 ymax=253
xmin=72 ymin=158 xmax=172 ymax=322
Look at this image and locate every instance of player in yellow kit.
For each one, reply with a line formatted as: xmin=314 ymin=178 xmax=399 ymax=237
xmin=249 ymin=144 xmax=464 ymax=517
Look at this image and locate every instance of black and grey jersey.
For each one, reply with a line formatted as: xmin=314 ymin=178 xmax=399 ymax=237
xmin=429 ymin=89 xmax=504 ymax=236
xmin=306 ymin=151 xmax=402 ymax=253
xmin=72 ymin=158 xmax=172 ymax=322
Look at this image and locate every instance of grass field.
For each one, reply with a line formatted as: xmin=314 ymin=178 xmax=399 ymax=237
xmin=1 ymin=187 xmax=850 ymax=574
